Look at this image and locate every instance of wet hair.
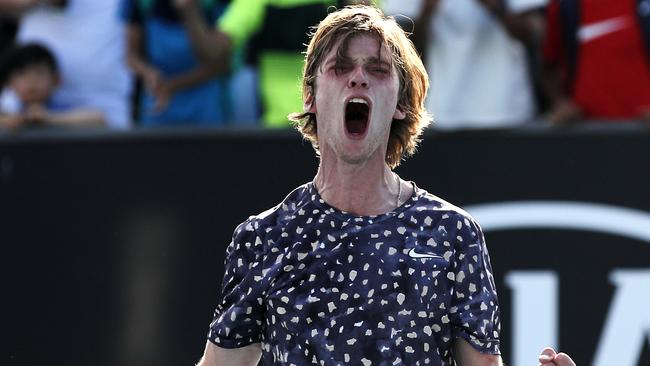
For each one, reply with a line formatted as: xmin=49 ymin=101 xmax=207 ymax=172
xmin=288 ymin=5 xmax=430 ymax=168
xmin=0 ymin=43 xmax=59 ymax=87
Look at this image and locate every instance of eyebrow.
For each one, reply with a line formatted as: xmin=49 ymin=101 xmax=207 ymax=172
xmin=323 ymin=57 xmax=341 ymax=68
xmin=366 ymin=58 xmax=391 ymax=67
xmin=324 ymin=56 xmax=391 ymax=67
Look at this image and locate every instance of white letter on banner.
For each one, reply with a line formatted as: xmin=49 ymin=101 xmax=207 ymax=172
xmin=593 ymin=270 xmax=650 ymax=366
xmin=505 ymin=271 xmax=558 ymax=366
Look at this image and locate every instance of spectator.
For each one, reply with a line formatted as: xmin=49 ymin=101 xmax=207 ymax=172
xmin=0 ymin=0 xmax=133 ymax=129
xmin=542 ymin=0 xmax=650 ymax=124
xmin=120 ymin=0 xmax=231 ymax=127
xmin=174 ymin=0 xmax=371 ymax=128
xmin=382 ymin=0 xmax=547 ymax=130
xmin=0 ymin=43 xmax=104 ymax=130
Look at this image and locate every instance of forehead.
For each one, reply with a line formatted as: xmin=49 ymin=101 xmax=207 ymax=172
xmin=323 ymin=33 xmax=392 ymax=64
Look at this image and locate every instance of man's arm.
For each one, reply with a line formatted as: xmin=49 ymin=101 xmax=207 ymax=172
xmin=196 ymin=341 xmax=262 ymax=366
xmin=477 ymin=0 xmax=546 ymax=47
xmin=43 ymin=109 xmax=106 ymax=127
xmin=542 ymin=61 xmax=582 ymax=124
xmin=539 ymin=0 xmax=583 ymax=124
xmin=21 ymin=104 xmax=106 ymax=127
xmin=173 ymin=0 xmax=232 ymax=66
xmin=124 ymin=22 xmax=226 ymax=112
xmin=124 ymin=24 xmax=158 ymax=88
xmin=147 ymin=64 xmax=225 ymax=112
xmin=411 ymin=0 xmax=439 ymax=61
xmin=453 ymin=338 xmax=503 ymax=366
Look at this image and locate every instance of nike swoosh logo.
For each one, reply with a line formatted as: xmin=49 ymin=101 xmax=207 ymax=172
xmin=408 ymin=248 xmax=444 ymax=259
xmin=578 ymin=16 xmax=630 ymax=43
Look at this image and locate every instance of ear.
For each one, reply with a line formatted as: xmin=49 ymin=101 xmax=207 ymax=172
xmin=304 ymin=94 xmax=316 ymax=113
xmin=393 ymin=104 xmax=406 ymax=120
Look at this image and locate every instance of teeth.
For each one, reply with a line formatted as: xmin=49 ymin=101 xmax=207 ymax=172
xmin=348 ymin=98 xmax=368 ymax=105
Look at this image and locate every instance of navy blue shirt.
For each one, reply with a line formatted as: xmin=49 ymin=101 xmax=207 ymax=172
xmin=208 ymin=182 xmax=501 ymax=365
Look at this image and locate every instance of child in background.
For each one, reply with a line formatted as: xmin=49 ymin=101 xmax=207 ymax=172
xmin=0 ymin=43 xmax=105 ymax=131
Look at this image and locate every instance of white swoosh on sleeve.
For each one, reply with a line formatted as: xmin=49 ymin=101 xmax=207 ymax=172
xmin=578 ymin=16 xmax=630 ymax=43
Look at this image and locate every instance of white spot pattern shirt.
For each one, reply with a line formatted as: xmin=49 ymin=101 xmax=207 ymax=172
xmin=208 ymin=182 xmax=501 ymax=365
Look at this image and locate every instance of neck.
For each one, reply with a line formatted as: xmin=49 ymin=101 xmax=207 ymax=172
xmin=313 ymin=156 xmax=402 ymax=216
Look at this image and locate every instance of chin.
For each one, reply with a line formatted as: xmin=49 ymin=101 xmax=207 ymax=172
xmin=338 ymin=155 xmax=369 ymax=166
xmin=338 ymin=142 xmax=385 ymax=166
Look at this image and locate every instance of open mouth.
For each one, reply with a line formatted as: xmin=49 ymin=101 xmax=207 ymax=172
xmin=345 ymin=98 xmax=370 ymax=138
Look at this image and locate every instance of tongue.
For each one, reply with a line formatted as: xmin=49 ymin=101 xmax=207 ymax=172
xmin=347 ymin=118 xmax=366 ymax=134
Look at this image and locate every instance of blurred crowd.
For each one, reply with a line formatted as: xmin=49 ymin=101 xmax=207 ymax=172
xmin=0 ymin=0 xmax=649 ymax=132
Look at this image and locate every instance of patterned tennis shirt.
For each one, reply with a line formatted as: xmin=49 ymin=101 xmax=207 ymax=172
xmin=208 ymin=182 xmax=501 ymax=365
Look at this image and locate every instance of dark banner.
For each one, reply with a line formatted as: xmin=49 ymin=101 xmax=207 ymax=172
xmin=1 ymin=127 xmax=649 ymax=366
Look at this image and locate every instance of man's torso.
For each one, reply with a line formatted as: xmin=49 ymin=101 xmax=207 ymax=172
xmin=209 ymin=183 xmax=501 ymax=365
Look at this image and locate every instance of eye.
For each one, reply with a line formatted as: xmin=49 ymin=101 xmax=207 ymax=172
xmin=332 ymin=63 xmax=352 ymax=74
xmin=368 ymin=64 xmax=389 ymax=75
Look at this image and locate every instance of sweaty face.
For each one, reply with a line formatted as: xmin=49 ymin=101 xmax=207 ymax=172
xmin=9 ymin=64 xmax=58 ymax=106
xmin=309 ymin=34 xmax=405 ymax=165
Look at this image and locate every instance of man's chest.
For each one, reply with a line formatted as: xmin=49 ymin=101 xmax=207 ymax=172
xmin=260 ymin=221 xmax=460 ymax=334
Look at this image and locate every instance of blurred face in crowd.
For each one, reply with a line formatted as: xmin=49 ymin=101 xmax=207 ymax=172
xmin=9 ymin=64 xmax=59 ymax=106
xmin=308 ymin=34 xmax=405 ymax=165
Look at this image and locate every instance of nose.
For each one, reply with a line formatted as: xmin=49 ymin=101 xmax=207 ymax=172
xmin=347 ymin=66 xmax=368 ymax=89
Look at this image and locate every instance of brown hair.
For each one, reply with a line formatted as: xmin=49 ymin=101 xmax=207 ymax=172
xmin=288 ymin=5 xmax=430 ymax=168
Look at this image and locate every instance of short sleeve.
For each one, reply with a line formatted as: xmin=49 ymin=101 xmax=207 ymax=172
xmin=449 ymin=215 xmax=501 ymax=355
xmin=208 ymin=219 xmax=267 ymax=348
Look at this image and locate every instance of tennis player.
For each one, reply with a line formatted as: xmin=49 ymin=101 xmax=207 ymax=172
xmin=197 ymin=5 xmax=576 ymax=366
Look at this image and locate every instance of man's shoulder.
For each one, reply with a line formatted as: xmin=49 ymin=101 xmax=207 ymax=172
xmin=232 ymin=183 xmax=313 ymax=238
xmin=412 ymin=184 xmax=481 ymax=229
xmin=413 ymin=185 xmax=467 ymax=214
